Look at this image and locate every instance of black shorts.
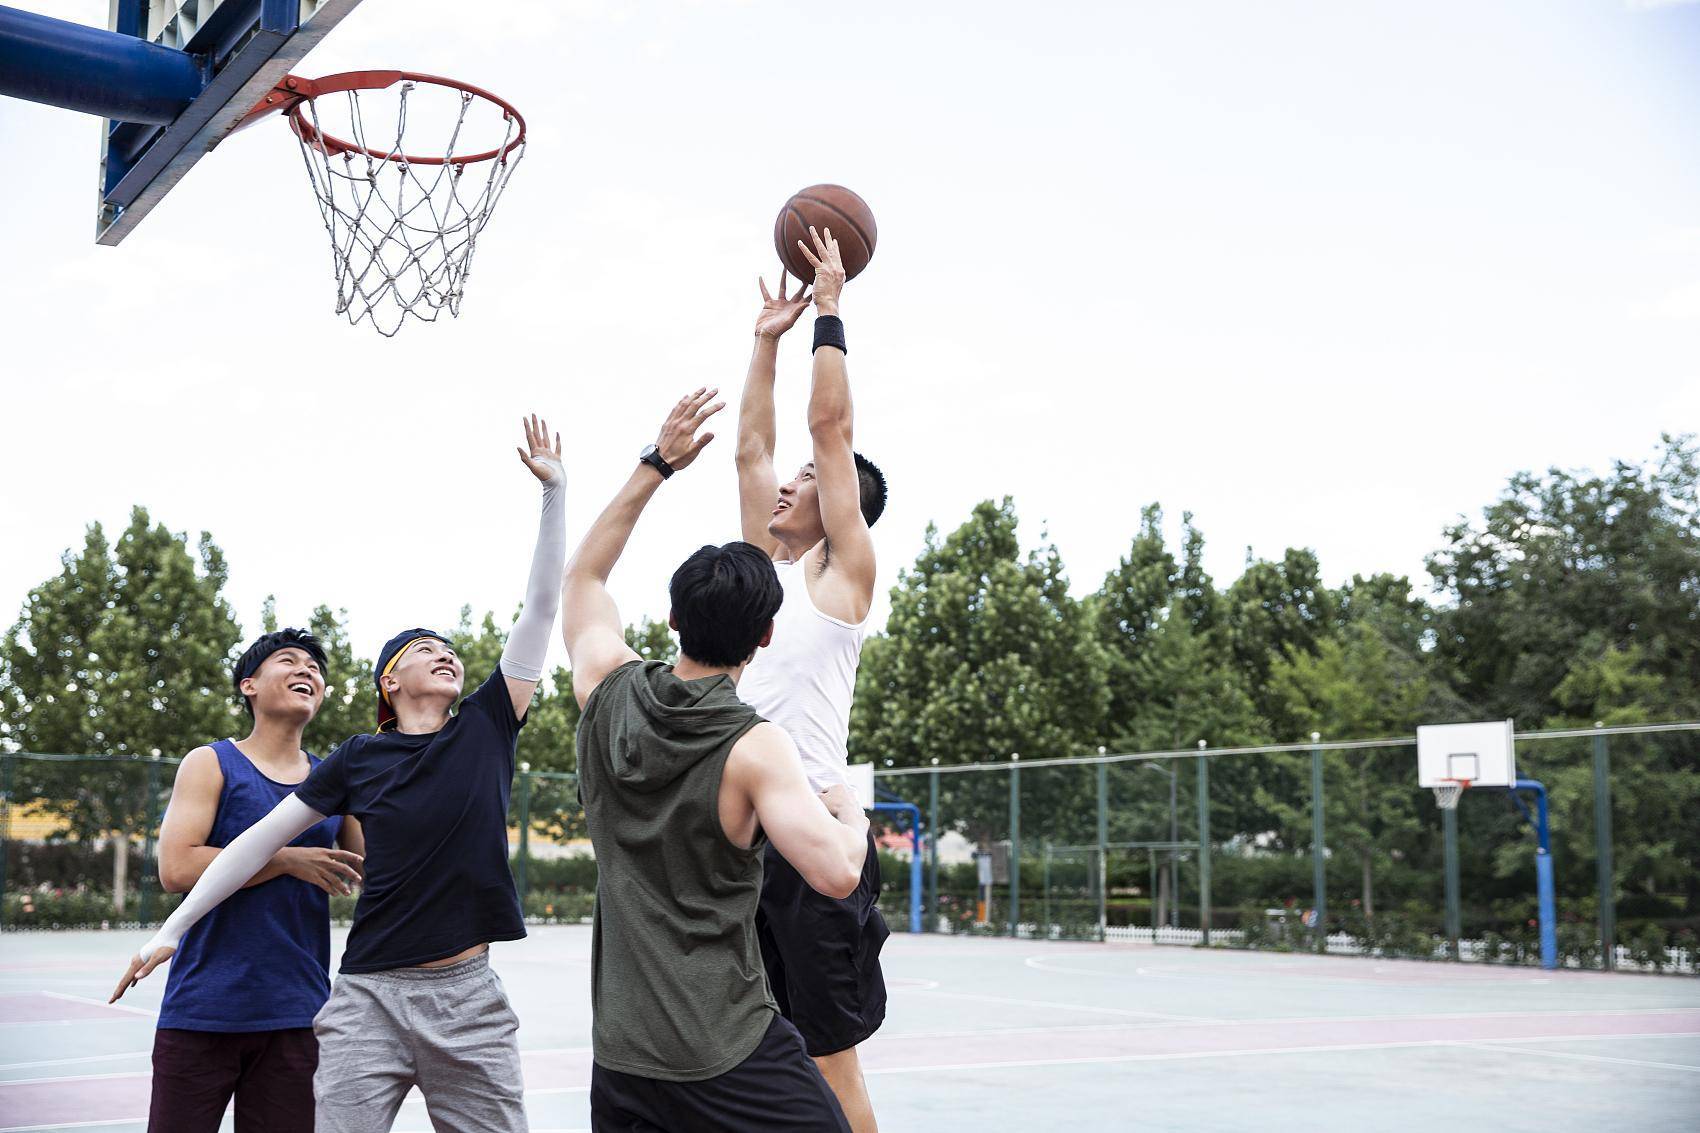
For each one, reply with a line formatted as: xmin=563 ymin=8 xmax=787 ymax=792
xmin=756 ymin=827 xmax=890 ymax=1057
xmin=590 ymin=1014 xmax=849 ymax=1132
xmin=149 ymin=1026 xmax=317 ymax=1133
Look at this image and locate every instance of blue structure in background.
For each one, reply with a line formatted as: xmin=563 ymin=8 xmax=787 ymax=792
xmin=1508 ymin=778 xmax=1559 ymax=971
xmin=871 ymin=795 xmax=924 ymax=935
xmin=0 ymin=0 xmax=364 ymax=243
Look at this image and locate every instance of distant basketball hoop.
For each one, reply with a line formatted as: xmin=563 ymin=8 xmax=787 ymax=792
xmin=1431 ymin=780 xmax=1469 ymax=810
xmin=241 ymin=70 xmax=527 ymax=336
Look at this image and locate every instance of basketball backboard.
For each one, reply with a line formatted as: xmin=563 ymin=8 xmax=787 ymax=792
xmin=95 ymin=0 xmax=365 ymax=244
xmin=1417 ymin=720 xmax=1516 ymax=788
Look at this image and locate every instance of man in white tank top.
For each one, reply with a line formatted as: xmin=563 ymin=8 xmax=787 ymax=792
xmin=735 ymin=227 xmax=889 ymax=1133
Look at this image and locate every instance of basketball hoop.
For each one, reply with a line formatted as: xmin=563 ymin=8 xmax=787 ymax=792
xmin=242 ymin=71 xmax=526 ymax=336
xmin=1432 ymin=779 xmax=1471 ymax=810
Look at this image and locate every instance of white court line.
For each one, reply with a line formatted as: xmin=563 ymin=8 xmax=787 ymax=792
xmin=1459 ymin=1039 xmax=1700 ymax=1074
xmin=0 ymin=1070 xmax=148 ymax=1087
xmin=0 ymin=1052 xmax=151 ymax=1072
xmin=911 ymin=987 xmax=1211 ymax=1022
xmin=40 ymin=992 xmax=156 ymax=1020
xmin=0 ymin=1120 xmax=141 ymax=1132
xmin=861 ymin=1029 xmax=1700 ymax=1077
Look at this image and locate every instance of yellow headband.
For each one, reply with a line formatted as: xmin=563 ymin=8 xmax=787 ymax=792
xmin=378 ymin=636 xmax=438 ymax=705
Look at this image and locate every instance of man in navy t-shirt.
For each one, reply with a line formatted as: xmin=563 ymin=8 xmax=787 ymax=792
xmin=114 ymin=416 xmax=568 ymax=1133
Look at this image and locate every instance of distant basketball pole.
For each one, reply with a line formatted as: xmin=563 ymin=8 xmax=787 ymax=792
xmin=1510 ymin=779 xmax=1559 ymax=971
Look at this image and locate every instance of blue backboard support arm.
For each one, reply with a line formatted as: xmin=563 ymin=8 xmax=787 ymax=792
xmin=1510 ymin=779 xmax=1558 ymax=971
xmin=872 ymin=800 xmax=924 ymax=934
xmin=0 ymin=5 xmax=202 ymax=124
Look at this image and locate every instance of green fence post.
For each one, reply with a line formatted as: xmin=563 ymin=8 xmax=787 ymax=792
xmin=1096 ymin=760 xmax=1108 ymax=942
xmin=1592 ymin=726 xmax=1615 ymax=972
xmin=1148 ymin=849 xmax=1158 ymax=931
xmin=1 ymin=753 xmax=11 ymax=931
xmin=515 ymin=764 xmax=532 ymax=914
xmin=1310 ymin=734 xmax=1326 ymax=954
xmin=139 ymin=755 xmax=162 ymax=926
xmin=1196 ymin=745 xmax=1211 ymax=945
xmin=1041 ymin=842 xmax=1051 ymax=932
xmin=1008 ymin=758 xmax=1021 ymax=937
xmin=1443 ymin=806 xmax=1461 ymax=957
xmin=928 ymin=769 xmax=939 ymax=933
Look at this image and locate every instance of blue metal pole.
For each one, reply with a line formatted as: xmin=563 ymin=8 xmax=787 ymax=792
xmin=871 ymin=802 xmax=923 ymax=935
xmin=1514 ymin=779 xmax=1558 ymax=971
xmin=907 ymin=805 xmax=922 ymax=935
xmin=0 ymin=5 xmax=204 ymax=124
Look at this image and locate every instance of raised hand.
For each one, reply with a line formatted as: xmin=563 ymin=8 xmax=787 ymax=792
xmin=656 ymin=387 xmax=726 ymax=472
xmin=516 ymin=414 xmax=565 ymax=486
xmin=110 ymin=944 xmax=175 ymax=1004
xmin=754 ymin=271 xmax=812 ymax=341
xmin=797 ymin=225 xmax=846 ymax=316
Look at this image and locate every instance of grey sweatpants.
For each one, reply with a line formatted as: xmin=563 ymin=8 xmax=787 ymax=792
xmin=311 ymin=952 xmax=527 ymax=1133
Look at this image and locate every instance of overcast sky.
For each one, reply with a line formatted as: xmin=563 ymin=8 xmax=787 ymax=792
xmin=3 ymin=0 xmax=1697 ymax=662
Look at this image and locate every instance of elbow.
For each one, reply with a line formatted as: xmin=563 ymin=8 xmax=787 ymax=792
xmin=809 ymin=863 xmax=860 ymax=901
xmin=158 ymin=864 xmax=189 ymax=894
xmin=806 ymin=410 xmax=850 ymax=443
xmin=734 ymin=441 xmax=769 ymax=469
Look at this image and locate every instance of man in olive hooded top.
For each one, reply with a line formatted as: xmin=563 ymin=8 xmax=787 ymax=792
xmin=563 ymin=387 xmax=873 ymax=1132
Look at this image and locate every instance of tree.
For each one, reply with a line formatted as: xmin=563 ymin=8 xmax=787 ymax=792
xmin=1268 ymin=623 xmax=1468 ymax=918
xmin=1427 ymin=434 xmax=1700 ymax=724
xmin=1 ymin=509 xmax=243 ymax=910
xmin=851 ymin=499 xmax=1111 ymax=847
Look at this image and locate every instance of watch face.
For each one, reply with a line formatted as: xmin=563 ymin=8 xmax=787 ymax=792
xmin=640 ymin=443 xmax=659 ymax=459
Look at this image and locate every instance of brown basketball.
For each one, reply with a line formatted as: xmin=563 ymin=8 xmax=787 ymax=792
xmin=773 ymin=184 xmax=877 ymax=284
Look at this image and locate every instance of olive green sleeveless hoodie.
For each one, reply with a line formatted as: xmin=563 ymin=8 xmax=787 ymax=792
xmin=577 ymin=660 xmax=774 ymax=1080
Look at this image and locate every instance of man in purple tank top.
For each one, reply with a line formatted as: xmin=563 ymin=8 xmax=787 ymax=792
xmin=148 ymin=628 xmax=365 ymax=1133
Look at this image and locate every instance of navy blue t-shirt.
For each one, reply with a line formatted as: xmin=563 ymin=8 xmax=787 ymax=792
xmin=295 ymin=666 xmax=527 ymax=973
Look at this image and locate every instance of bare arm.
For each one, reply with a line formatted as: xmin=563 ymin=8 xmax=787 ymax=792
xmin=737 ymin=274 xmax=810 ymax=557
xmin=797 ymin=227 xmax=877 ymax=619
xmin=563 ymin=387 xmax=724 ymax=708
xmin=112 ymin=794 xmax=328 ymax=1002
xmin=157 ymin=747 xmax=361 ymax=896
xmin=726 ymin=723 xmax=868 ymax=899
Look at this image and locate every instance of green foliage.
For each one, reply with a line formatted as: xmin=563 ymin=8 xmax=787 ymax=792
xmin=1 ymin=510 xmax=243 ymax=908
xmin=851 ymin=499 xmax=1111 ymax=843
xmin=1428 ymin=434 xmax=1700 ymax=724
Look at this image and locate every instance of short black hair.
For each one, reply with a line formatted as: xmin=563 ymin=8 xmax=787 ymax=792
xmin=669 ymin=543 xmax=784 ymax=667
xmin=853 ymin=452 xmax=888 ymax=527
xmin=232 ymin=628 xmax=329 ymax=718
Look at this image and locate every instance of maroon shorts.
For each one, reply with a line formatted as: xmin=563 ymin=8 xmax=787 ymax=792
xmin=149 ymin=1027 xmax=317 ymax=1133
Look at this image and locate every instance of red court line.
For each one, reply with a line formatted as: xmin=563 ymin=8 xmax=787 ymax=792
xmin=0 ymin=1074 xmax=150 ymax=1129
xmin=4 ymin=1010 xmax=1695 ymax=1129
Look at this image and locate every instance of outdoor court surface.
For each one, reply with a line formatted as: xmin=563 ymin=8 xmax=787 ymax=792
xmin=2 ymin=927 xmax=1696 ymax=1132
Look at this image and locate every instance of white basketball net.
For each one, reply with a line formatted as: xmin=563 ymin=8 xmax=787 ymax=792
xmin=1432 ymin=782 xmax=1466 ymax=810
xmin=291 ymin=82 xmax=524 ymax=336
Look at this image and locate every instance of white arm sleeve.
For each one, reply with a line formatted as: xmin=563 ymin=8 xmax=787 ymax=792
xmin=137 ymin=794 xmax=325 ymax=963
xmin=500 ymin=462 xmax=566 ymax=682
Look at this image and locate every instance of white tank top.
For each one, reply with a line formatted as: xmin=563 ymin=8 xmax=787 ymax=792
xmin=737 ymin=559 xmax=869 ymax=795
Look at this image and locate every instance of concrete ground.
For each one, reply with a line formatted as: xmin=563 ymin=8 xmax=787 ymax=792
xmin=2 ymin=926 xmax=1697 ymax=1131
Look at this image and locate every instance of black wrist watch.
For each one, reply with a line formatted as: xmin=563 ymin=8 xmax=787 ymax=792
xmin=638 ymin=443 xmax=675 ymax=480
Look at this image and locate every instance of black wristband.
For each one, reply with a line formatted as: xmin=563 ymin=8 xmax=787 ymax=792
xmin=812 ymin=315 xmax=847 ymax=355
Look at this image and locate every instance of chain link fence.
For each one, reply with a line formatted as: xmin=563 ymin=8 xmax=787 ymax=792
xmin=5 ymin=722 xmax=1696 ymax=974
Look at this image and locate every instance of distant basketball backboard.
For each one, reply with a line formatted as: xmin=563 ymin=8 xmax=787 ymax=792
xmin=1417 ymin=720 xmax=1516 ymax=788
xmin=95 ymin=0 xmax=366 ymax=244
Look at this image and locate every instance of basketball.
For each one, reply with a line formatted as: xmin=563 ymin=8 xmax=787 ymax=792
xmin=773 ymin=184 xmax=878 ymax=284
